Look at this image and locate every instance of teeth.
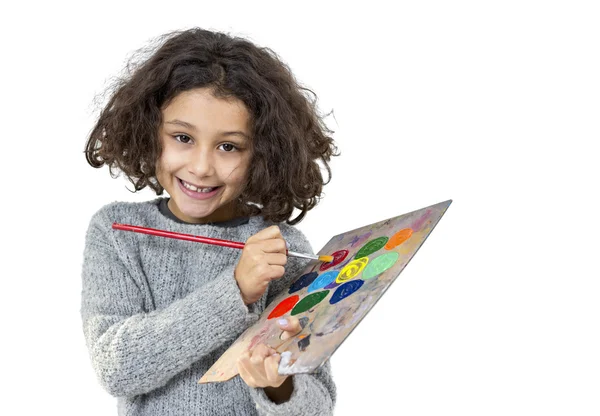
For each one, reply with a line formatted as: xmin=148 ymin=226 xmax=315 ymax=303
xmin=181 ymin=180 xmax=215 ymax=193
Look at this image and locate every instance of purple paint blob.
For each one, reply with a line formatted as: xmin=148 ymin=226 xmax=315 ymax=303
xmin=324 ymin=280 xmax=341 ymax=289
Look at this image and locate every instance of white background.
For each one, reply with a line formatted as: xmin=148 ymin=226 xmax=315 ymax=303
xmin=1 ymin=0 xmax=599 ymax=415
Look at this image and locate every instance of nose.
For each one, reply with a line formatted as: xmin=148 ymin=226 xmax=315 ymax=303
xmin=188 ymin=148 xmax=215 ymax=178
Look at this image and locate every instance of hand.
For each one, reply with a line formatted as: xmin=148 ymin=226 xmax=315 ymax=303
xmin=235 ymin=225 xmax=287 ymax=305
xmin=237 ymin=316 xmax=302 ymax=388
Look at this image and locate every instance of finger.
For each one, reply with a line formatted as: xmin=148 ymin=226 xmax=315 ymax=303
xmin=246 ymin=264 xmax=284 ymax=286
xmin=264 ymin=265 xmax=286 ymax=281
xmin=237 ymin=351 xmax=253 ymax=373
xmin=241 ymin=353 xmax=272 ymax=388
xmin=250 ymin=344 xmax=276 ymax=367
xmin=264 ymin=253 xmax=287 ymax=266
xmin=258 ymin=238 xmax=288 ymax=254
xmin=238 ymin=350 xmax=252 ymax=364
xmin=277 ymin=316 xmax=302 ymax=336
xmin=264 ymin=354 xmax=285 ymax=386
xmin=237 ymin=358 xmax=259 ymax=388
xmin=247 ymin=226 xmax=283 ymax=243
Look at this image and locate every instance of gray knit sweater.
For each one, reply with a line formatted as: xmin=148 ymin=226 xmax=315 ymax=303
xmin=80 ymin=197 xmax=336 ymax=415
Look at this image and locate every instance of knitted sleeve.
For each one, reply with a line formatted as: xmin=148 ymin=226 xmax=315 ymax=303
xmin=80 ymin=208 xmax=259 ymax=397
xmin=248 ymin=226 xmax=337 ymax=415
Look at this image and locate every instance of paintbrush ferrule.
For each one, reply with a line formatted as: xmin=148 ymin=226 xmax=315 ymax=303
xmin=286 ymin=250 xmax=319 ymax=261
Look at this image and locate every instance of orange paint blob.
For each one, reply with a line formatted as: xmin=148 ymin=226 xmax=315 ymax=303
xmin=267 ymin=295 xmax=300 ymax=319
xmin=385 ymin=228 xmax=413 ymax=250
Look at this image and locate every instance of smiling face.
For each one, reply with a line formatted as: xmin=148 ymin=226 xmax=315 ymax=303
xmin=156 ymin=87 xmax=253 ymax=223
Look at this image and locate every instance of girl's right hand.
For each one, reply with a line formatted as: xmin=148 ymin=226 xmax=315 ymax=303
xmin=234 ymin=226 xmax=288 ymax=305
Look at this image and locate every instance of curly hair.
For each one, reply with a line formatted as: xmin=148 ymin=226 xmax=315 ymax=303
xmin=85 ymin=27 xmax=338 ymax=224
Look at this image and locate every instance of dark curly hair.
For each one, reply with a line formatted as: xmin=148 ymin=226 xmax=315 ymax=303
xmin=85 ymin=27 xmax=339 ymax=225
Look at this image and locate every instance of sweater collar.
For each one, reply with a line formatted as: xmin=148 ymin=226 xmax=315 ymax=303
xmin=157 ymin=198 xmax=250 ymax=227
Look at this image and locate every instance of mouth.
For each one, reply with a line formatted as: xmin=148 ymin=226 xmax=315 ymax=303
xmin=178 ymin=178 xmax=221 ymax=193
xmin=177 ymin=178 xmax=222 ymax=199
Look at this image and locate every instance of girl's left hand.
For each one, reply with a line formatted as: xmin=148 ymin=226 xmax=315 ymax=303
xmin=237 ymin=316 xmax=302 ymax=388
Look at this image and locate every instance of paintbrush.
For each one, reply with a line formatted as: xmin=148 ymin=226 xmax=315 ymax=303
xmin=112 ymin=223 xmax=334 ymax=263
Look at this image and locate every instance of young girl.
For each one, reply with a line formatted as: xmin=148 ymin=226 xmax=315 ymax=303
xmin=81 ymin=28 xmax=338 ymax=415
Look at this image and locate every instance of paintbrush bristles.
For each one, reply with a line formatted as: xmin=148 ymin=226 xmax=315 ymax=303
xmin=319 ymin=255 xmax=334 ymax=263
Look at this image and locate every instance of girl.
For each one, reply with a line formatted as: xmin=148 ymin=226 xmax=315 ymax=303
xmin=81 ymin=28 xmax=338 ymax=415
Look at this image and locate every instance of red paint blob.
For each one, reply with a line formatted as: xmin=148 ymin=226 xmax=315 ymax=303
xmin=320 ymin=249 xmax=349 ymax=271
xmin=267 ymin=295 xmax=300 ymax=319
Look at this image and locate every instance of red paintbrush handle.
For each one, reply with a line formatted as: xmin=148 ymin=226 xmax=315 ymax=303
xmin=112 ymin=223 xmax=246 ymax=250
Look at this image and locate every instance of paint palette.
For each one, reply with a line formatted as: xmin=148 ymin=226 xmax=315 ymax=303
xmin=199 ymin=199 xmax=452 ymax=383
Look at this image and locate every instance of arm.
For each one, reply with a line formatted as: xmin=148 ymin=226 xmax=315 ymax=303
xmin=80 ymin=210 xmax=258 ymax=397
xmin=253 ymin=361 xmax=336 ymax=415
xmin=247 ymin=227 xmax=337 ymax=415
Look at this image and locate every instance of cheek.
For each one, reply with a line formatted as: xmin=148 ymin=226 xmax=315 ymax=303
xmin=157 ymin=137 xmax=184 ymax=169
xmin=220 ymin=155 xmax=250 ymax=183
xmin=155 ymin=157 xmax=167 ymax=177
xmin=155 ymin=155 xmax=178 ymax=188
xmin=156 ymin=148 xmax=179 ymax=174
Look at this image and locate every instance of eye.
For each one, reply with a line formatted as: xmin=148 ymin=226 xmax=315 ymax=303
xmin=174 ymin=134 xmax=192 ymax=144
xmin=219 ymin=143 xmax=238 ymax=152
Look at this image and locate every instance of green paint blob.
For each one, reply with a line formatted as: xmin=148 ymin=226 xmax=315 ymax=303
xmin=362 ymin=252 xmax=399 ymax=279
xmin=355 ymin=236 xmax=389 ymax=259
xmin=291 ymin=291 xmax=330 ymax=315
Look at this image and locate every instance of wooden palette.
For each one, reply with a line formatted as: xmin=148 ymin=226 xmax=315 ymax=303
xmin=199 ymin=199 xmax=452 ymax=383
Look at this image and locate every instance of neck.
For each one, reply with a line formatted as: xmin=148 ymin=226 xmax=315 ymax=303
xmin=167 ymin=198 xmax=244 ymax=224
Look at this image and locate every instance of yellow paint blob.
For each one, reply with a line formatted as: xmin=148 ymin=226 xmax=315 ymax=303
xmin=336 ymin=257 xmax=369 ymax=283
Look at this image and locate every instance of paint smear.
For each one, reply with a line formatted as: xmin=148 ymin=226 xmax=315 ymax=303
xmin=334 ymin=257 xmax=353 ymax=271
xmin=362 ymin=252 xmax=399 ymax=280
xmin=411 ymin=209 xmax=432 ymax=231
xmin=319 ymin=250 xmax=349 ymax=271
xmin=308 ymin=271 xmax=339 ymax=293
xmin=279 ymin=351 xmax=293 ymax=367
xmin=291 ymin=291 xmax=330 ymax=315
xmin=354 ymin=237 xmax=389 ymax=259
xmin=268 ymin=295 xmax=300 ymax=319
xmin=247 ymin=322 xmax=272 ymax=350
xmin=298 ymin=316 xmax=309 ymax=329
xmin=384 ymin=228 xmax=413 ymax=250
xmin=348 ymin=231 xmax=373 ymax=248
xmin=310 ymin=303 xmax=357 ymax=336
xmin=336 ymin=257 xmax=369 ymax=283
xmin=288 ymin=272 xmax=319 ymax=294
xmin=298 ymin=334 xmax=311 ymax=351
xmin=330 ymin=280 xmax=365 ymax=304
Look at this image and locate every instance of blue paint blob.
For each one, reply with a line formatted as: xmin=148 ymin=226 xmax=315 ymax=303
xmin=329 ymin=280 xmax=364 ymax=304
xmin=307 ymin=271 xmax=339 ymax=293
xmin=288 ymin=272 xmax=319 ymax=294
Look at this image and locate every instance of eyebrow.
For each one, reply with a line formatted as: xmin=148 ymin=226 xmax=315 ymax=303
xmin=165 ymin=119 xmax=249 ymax=139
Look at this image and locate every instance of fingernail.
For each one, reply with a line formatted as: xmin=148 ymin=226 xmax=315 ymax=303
xmin=278 ymin=318 xmax=288 ymax=326
xmin=285 ymin=241 xmax=290 ymax=249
